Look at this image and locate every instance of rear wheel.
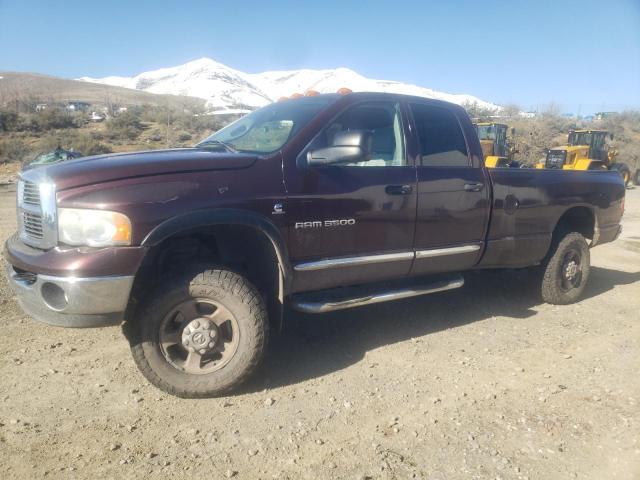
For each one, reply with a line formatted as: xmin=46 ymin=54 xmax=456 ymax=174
xmin=540 ymin=232 xmax=590 ymax=305
xmin=130 ymin=268 xmax=268 ymax=398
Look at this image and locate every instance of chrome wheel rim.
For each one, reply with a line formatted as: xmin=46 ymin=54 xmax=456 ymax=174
xmin=159 ymin=298 xmax=240 ymax=375
xmin=560 ymin=249 xmax=582 ymax=292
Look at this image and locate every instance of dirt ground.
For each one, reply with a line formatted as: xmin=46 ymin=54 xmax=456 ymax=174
xmin=0 ymin=185 xmax=639 ymax=480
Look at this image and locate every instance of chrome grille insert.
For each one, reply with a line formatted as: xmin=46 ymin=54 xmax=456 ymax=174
xmin=23 ymin=212 xmax=44 ymax=239
xmin=22 ymin=181 xmax=41 ymax=205
xmin=17 ymin=171 xmax=57 ymax=249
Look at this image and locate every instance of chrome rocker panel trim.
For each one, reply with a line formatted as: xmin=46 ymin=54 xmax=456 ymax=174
xmin=294 ymin=244 xmax=481 ymax=272
xmin=415 ymin=244 xmax=481 ymax=259
xmin=294 ymin=251 xmax=414 ymax=272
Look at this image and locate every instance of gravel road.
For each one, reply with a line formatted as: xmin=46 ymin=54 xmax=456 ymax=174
xmin=1 ymin=185 xmax=639 ymax=480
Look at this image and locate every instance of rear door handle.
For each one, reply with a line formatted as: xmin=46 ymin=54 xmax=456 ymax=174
xmin=464 ymin=182 xmax=484 ymax=192
xmin=385 ymin=184 xmax=413 ymax=195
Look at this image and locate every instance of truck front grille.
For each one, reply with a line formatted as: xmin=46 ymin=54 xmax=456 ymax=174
xmin=17 ymin=174 xmax=57 ymax=249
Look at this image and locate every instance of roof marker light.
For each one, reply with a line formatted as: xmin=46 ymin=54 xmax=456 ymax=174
xmin=337 ymin=87 xmax=353 ymax=95
xmin=290 ymin=93 xmax=304 ymax=99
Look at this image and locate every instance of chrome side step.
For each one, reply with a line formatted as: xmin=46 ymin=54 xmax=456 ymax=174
xmin=291 ymin=274 xmax=464 ymax=314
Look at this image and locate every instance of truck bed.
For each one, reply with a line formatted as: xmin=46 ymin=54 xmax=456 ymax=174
xmin=479 ymin=168 xmax=625 ymax=268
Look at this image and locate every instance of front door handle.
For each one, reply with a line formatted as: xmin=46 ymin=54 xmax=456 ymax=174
xmin=464 ymin=182 xmax=484 ymax=192
xmin=386 ymin=184 xmax=413 ymax=195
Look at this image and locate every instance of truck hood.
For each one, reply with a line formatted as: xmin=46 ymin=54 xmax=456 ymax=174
xmin=31 ymin=148 xmax=259 ymax=191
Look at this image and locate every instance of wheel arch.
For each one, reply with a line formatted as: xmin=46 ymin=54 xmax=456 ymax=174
xmin=551 ymin=205 xmax=596 ymax=244
xmin=129 ymin=209 xmax=291 ymax=329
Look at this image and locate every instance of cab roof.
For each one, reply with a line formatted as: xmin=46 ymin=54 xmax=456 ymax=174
xmin=288 ymin=91 xmax=466 ymax=111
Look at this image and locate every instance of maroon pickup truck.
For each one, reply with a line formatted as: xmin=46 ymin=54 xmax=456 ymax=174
xmin=4 ymin=92 xmax=625 ymax=397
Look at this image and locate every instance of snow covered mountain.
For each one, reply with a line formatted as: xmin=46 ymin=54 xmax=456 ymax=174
xmin=79 ymin=57 xmax=498 ymax=112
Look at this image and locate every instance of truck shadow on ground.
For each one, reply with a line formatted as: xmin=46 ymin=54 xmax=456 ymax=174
xmin=239 ymin=266 xmax=640 ymax=394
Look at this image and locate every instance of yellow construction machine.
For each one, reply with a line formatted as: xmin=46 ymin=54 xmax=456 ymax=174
xmin=475 ymin=122 xmax=520 ymax=168
xmin=535 ymin=130 xmax=632 ymax=185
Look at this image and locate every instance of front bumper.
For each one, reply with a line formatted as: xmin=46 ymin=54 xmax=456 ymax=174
xmin=5 ymin=262 xmax=134 ymax=328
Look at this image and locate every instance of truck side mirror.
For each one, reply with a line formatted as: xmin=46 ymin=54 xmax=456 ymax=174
xmin=609 ymin=133 xmax=614 ymax=141
xmin=307 ymin=130 xmax=372 ymax=166
xmin=511 ymin=127 xmax=516 ymax=136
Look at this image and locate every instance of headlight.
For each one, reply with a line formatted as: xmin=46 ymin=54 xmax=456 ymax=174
xmin=58 ymin=208 xmax=132 ymax=247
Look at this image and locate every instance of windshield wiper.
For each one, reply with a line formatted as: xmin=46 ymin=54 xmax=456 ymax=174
xmin=197 ymin=139 xmax=238 ymax=153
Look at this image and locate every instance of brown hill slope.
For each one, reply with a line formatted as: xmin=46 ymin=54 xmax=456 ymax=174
xmin=0 ymin=72 xmax=205 ymax=110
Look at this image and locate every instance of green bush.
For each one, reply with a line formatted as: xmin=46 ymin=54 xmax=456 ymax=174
xmin=35 ymin=132 xmax=112 ymax=159
xmin=34 ymin=109 xmax=76 ymax=131
xmin=175 ymin=113 xmax=223 ymax=135
xmin=70 ymin=132 xmax=112 ymax=156
xmin=139 ymin=105 xmax=170 ymax=124
xmin=0 ymin=138 xmax=30 ymax=164
xmin=0 ymin=111 xmax=20 ymax=132
xmin=147 ymin=129 xmax=163 ymax=142
xmin=106 ymin=111 xmax=144 ymax=140
xmin=177 ymin=131 xmax=192 ymax=142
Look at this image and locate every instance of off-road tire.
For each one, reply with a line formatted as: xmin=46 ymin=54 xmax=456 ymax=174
xmin=130 ymin=268 xmax=268 ymax=398
xmin=540 ymin=232 xmax=590 ymax=305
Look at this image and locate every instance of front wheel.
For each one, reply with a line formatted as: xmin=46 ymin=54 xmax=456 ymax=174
xmin=130 ymin=268 xmax=268 ymax=398
xmin=540 ymin=232 xmax=590 ymax=305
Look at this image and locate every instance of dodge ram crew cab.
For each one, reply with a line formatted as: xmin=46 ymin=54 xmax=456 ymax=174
xmin=4 ymin=92 xmax=625 ymax=398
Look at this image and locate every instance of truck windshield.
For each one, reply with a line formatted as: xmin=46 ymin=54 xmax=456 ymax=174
xmin=197 ymin=96 xmax=335 ymax=154
xmin=569 ymin=131 xmax=593 ymax=146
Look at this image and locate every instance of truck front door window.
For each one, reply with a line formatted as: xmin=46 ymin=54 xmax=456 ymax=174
xmin=308 ymin=102 xmax=406 ymax=167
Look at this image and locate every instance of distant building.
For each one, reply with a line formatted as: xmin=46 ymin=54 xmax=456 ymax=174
xmin=204 ymin=108 xmax=252 ymax=120
xmin=595 ymin=112 xmax=617 ymax=121
xmin=35 ymin=103 xmax=48 ymax=112
xmin=90 ymin=111 xmax=105 ymax=122
xmin=66 ymin=101 xmax=91 ymax=112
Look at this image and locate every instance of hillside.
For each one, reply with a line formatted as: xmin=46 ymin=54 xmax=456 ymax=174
xmin=79 ymin=57 xmax=499 ymax=111
xmin=0 ymin=72 xmax=205 ymax=110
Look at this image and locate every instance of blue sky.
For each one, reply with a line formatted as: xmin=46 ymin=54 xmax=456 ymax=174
xmin=1 ymin=0 xmax=639 ymax=114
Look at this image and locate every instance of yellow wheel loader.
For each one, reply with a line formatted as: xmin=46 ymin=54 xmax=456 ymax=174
xmin=475 ymin=122 xmax=520 ymax=168
xmin=536 ymin=130 xmax=632 ymax=186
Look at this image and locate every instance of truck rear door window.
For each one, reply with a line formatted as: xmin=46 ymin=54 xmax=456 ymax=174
xmin=410 ymin=104 xmax=470 ymax=167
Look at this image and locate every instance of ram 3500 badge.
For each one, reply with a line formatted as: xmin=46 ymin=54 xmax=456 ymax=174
xmin=295 ymin=219 xmax=356 ymax=229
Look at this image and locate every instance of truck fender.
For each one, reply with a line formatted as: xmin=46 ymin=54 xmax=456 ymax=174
xmin=141 ymin=209 xmax=293 ymax=297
